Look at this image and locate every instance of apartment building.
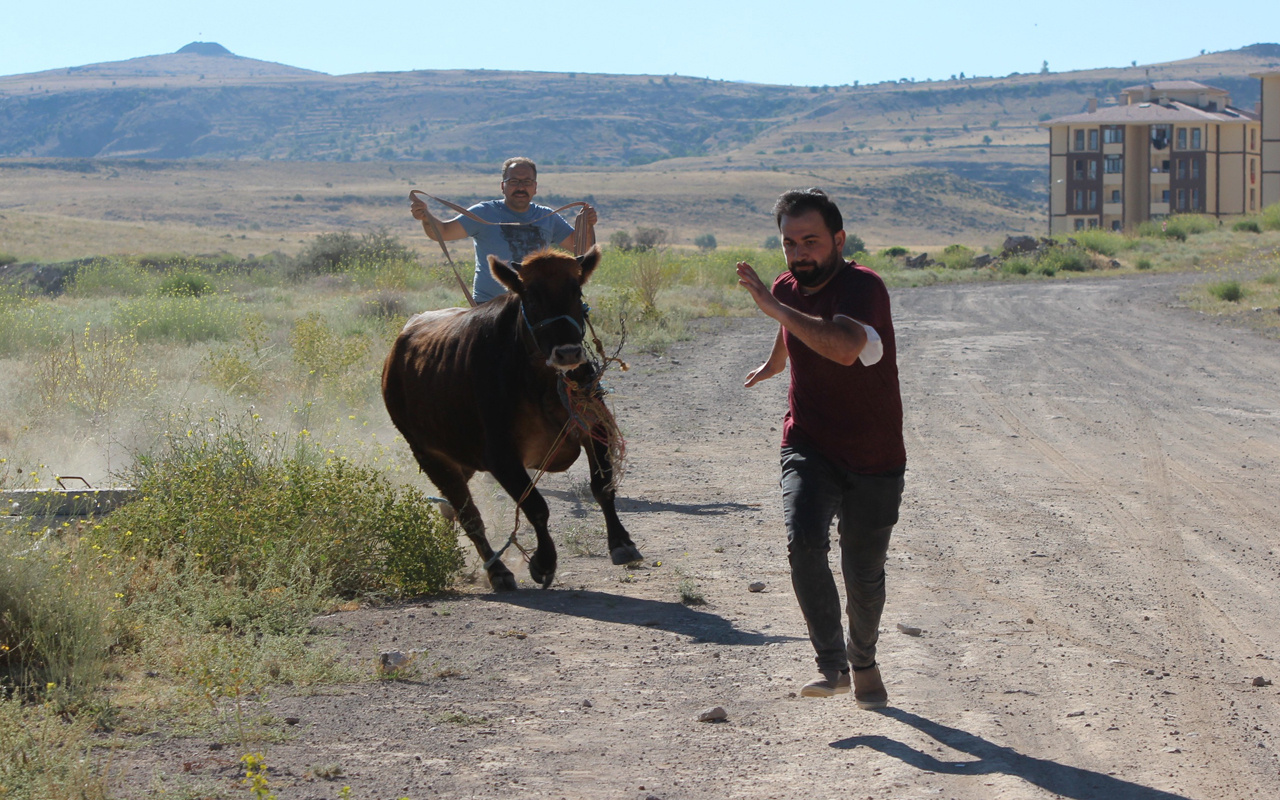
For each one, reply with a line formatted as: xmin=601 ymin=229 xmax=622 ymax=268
xmin=1255 ymin=70 xmax=1280 ymax=209
xmin=1041 ymin=81 xmax=1262 ymax=234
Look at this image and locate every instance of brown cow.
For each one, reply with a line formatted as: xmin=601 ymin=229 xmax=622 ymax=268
xmin=381 ymin=245 xmax=642 ymax=590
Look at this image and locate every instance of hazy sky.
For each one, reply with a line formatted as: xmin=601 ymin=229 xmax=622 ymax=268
xmin=4 ymin=1 xmax=1277 ymax=86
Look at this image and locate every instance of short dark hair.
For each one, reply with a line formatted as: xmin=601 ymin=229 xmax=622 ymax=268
xmin=502 ymin=156 xmax=538 ymax=180
xmin=773 ymin=188 xmax=843 ymax=235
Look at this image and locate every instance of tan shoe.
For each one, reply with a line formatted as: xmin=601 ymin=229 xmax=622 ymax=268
xmin=852 ymin=665 xmax=889 ymax=709
xmin=800 ymin=669 xmax=851 ymax=698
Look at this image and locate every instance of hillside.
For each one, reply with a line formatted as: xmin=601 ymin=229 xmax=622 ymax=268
xmin=1 ymin=44 xmax=1278 ymax=255
xmin=2 ymin=43 xmax=1276 ymax=169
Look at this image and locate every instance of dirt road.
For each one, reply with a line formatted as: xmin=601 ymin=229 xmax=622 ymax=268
xmin=125 ymin=272 xmax=1280 ymax=799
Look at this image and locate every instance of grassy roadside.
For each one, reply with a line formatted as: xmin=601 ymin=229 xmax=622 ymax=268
xmin=2 ymin=208 xmax=1279 ymax=798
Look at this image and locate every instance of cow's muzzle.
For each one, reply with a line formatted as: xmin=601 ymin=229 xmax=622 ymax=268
xmin=548 ymin=344 xmax=587 ymax=370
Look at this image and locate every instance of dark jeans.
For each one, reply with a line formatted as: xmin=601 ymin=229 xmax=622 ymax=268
xmin=781 ymin=441 xmax=904 ymax=673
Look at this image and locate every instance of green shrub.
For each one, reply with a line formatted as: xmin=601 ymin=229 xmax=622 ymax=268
xmin=98 ymin=416 xmax=464 ymax=602
xmin=1233 ymin=219 xmax=1262 ymax=233
xmin=0 ymin=252 xmax=19 ymax=267
xmin=1259 ymin=271 xmax=1279 ymax=285
xmin=1141 ymin=214 xmax=1217 ymax=241
xmin=763 ymin=235 xmax=780 ymax=250
xmin=938 ymin=244 xmax=975 ymax=270
xmin=112 ymin=294 xmax=242 ymax=343
xmin=1 ymin=530 xmax=117 ymax=698
xmin=1208 ymin=280 xmax=1245 ymax=302
xmin=1071 ymin=230 xmax=1134 ymax=257
xmin=693 ymin=233 xmax=717 ymax=251
xmin=610 ymin=230 xmax=634 ymax=251
xmin=1000 ymin=257 xmax=1034 ymax=275
xmin=66 ymin=260 xmax=155 ymax=297
xmin=1039 ymin=247 xmax=1092 ymax=273
xmin=158 ymin=272 xmax=215 ymax=297
xmin=291 ymin=228 xmax=416 ymax=278
xmin=1258 ymin=203 xmax=1280 ymax=231
xmin=1135 ymin=257 xmax=1153 ymax=270
xmin=880 ymin=246 xmax=908 ymax=257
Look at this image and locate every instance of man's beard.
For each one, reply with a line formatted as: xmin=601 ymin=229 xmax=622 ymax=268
xmin=788 ymin=251 xmax=844 ymax=288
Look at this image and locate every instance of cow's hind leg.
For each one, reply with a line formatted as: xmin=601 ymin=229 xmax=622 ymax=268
xmin=414 ymin=449 xmax=517 ymax=592
xmin=586 ymin=431 xmax=643 ymax=566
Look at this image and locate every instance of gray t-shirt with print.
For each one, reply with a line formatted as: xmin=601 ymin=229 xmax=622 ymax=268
xmin=460 ymin=200 xmax=574 ymax=303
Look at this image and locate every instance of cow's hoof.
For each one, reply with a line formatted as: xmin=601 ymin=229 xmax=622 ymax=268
xmin=529 ymin=557 xmax=556 ymax=590
xmin=488 ymin=569 xmax=518 ymax=592
xmin=610 ymin=544 xmax=644 ymax=566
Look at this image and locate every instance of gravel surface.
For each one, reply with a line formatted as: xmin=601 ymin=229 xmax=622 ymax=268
xmin=117 ymin=272 xmax=1280 ymax=800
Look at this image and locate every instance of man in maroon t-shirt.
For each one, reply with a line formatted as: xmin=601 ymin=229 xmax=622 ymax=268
xmin=737 ymin=188 xmax=905 ymax=709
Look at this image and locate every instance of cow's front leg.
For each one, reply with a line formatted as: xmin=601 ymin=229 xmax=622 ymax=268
xmin=586 ymin=431 xmax=643 ymax=566
xmin=488 ymin=456 xmax=557 ymax=589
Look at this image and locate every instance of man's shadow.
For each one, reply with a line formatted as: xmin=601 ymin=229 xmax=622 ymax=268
xmin=832 ymin=707 xmax=1190 ymax=800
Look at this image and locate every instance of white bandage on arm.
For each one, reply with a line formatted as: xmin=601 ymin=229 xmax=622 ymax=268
xmin=857 ymin=322 xmax=883 ymax=366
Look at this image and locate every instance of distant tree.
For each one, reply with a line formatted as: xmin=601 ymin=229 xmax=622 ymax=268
xmin=990 ymin=120 xmax=1000 ymax=129
xmin=609 ymin=230 xmax=634 ymax=251
xmin=900 ymin=135 xmax=915 ymax=148
xmin=1131 ymin=60 xmax=1137 ymax=67
xmin=1040 ymin=60 xmax=1050 ymax=75
xmin=842 ymin=233 xmax=866 ymax=257
xmin=694 ymin=233 xmax=717 ymax=251
xmin=959 ymin=72 xmax=965 ymax=79
xmin=763 ymin=235 xmax=781 ymax=250
xmin=982 ymin=135 xmax=993 ymax=146
xmin=633 ymin=227 xmax=667 ymax=252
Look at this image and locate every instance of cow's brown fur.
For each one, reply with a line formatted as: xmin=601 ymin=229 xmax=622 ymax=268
xmin=381 ymin=246 xmax=641 ymax=590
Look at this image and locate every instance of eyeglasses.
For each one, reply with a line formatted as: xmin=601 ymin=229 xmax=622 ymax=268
xmin=503 ymin=178 xmax=536 ymax=188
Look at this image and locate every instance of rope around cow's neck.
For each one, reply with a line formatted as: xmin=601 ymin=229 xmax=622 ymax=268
xmin=408 ymin=189 xmax=595 ymax=309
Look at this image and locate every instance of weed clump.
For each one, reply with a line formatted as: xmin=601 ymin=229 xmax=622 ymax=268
xmin=1208 ymin=280 xmax=1245 ymax=302
xmin=98 ymin=415 xmax=464 ymax=603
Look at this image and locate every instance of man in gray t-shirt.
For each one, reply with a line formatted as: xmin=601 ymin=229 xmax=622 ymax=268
xmin=410 ymin=157 xmax=597 ymax=303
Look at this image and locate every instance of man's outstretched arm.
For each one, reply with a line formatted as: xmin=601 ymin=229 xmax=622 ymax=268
xmin=736 ymin=261 xmax=867 ymax=366
xmin=410 ymin=196 xmax=468 ymax=241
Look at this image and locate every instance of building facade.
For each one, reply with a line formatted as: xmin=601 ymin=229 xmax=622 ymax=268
xmin=1042 ymin=81 xmax=1262 ymax=234
xmin=1255 ymin=70 xmax=1280 ymax=209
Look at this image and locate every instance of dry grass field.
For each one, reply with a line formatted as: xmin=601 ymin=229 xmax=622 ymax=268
xmin=0 ymin=156 xmax=1045 ymax=264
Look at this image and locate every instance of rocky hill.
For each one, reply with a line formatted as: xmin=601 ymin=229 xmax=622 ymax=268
xmin=1 ymin=43 xmax=1277 ymax=168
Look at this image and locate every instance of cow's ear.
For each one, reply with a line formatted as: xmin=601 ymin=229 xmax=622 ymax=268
xmin=576 ymin=244 xmax=602 ymax=285
xmin=490 ymin=255 xmax=523 ymax=294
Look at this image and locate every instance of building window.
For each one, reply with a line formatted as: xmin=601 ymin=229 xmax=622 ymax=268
xmin=1152 ymin=126 xmax=1170 ymax=150
xmin=1177 ymin=189 xmax=1186 ymax=210
xmin=1251 ymin=188 xmax=1257 ymax=211
xmin=1088 ymin=160 xmax=1098 ymax=179
xmin=1074 ymin=129 xmax=1085 ymax=151
xmin=1162 ymin=190 xmax=1170 ymax=203
xmin=1088 ymin=218 xmax=1099 ymax=229
xmin=1176 ymin=159 xmax=1186 ymax=179
xmin=1074 ymin=159 xmax=1085 ymax=179
xmin=1251 ymin=128 xmax=1257 ymax=150
xmin=1105 ymin=155 xmax=1123 ymax=173
xmin=1251 ymin=159 xmax=1257 ymax=185
xmin=1190 ymin=160 xmax=1200 ymax=179
xmin=1176 ymin=128 xmax=1187 ymax=150
xmin=1190 ymin=128 xmax=1202 ymax=149
xmin=1088 ymin=190 xmax=1098 ymax=210
xmin=1073 ymin=190 xmax=1084 ymax=211
xmin=1161 ymin=159 xmax=1170 ymax=173
xmin=1075 ymin=219 xmax=1085 ymax=231
xmin=1088 ymin=130 xmax=1099 ymax=150
xmin=1111 ymin=189 xmax=1121 ymax=203
xmin=1191 ymin=189 xmax=1200 ymax=211
xmin=1112 ymin=220 xmax=1123 ymax=231
xmin=1103 ymin=127 xmax=1124 ymax=144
